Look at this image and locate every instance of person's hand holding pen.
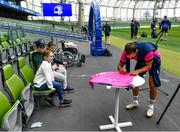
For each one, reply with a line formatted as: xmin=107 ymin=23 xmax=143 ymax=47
xmin=118 ymin=68 xmax=139 ymax=76
xmin=118 ymin=67 xmax=127 ymax=74
xmin=129 ymin=70 xmax=139 ymax=76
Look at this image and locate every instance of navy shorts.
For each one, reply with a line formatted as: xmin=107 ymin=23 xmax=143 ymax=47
xmin=135 ymin=56 xmax=161 ymax=87
xmin=162 ymin=28 xmax=168 ymax=33
xmin=105 ymin=33 xmax=110 ymax=36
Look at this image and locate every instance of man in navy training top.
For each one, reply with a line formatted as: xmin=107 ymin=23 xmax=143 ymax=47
xmin=159 ymin=16 xmax=171 ymax=41
xmin=118 ymin=41 xmax=161 ymax=118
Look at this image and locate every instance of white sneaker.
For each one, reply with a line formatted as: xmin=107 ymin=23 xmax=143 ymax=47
xmin=126 ymin=103 xmax=139 ymax=110
xmin=146 ymin=108 xmax=154 ymax=117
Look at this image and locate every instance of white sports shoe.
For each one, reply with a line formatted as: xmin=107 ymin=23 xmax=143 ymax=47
xmin=126 ymin=103 xmax=139 ymax=110
xmin=146 ymin=108 xmax=154 ymax=117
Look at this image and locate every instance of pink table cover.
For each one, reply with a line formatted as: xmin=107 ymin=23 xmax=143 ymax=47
xmin=89 ymin=71 xmax=134 ymax=89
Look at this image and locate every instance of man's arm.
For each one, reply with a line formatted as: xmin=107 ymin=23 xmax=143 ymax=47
xmin=117 ymin=61 xmax=127 ymax=74
xmin=129 ymin=60 xmax=153 ymax=76
xmin=169 ymin=20 xmax=171 ymax=29
xmin=118 ymin=50 xmax=128 ymax=73
xmin=102 ymin=25 xmax=105 ymax=31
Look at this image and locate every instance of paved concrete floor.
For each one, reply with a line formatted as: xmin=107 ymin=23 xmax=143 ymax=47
xmin=24 ymin=40 xmax=180 ymax=131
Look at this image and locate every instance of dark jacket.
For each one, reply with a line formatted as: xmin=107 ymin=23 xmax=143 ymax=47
xmin=130 ymin=21 xmax=136 ymax=30
xmin=102 ymin=24 xmax=111 ymax=35
xmin=32 ymin=51 xmax=43 ymax=71
xmin=160 ymin=18 xmax=171 ymax=30
xmin=151 ymin=22 xmax=156 ymax=31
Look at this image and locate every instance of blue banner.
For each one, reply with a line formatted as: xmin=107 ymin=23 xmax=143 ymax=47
xmin=0 ymin=0 xmax=39 ymax=15
xmin=43 ymin=3 xmax=72 ymax=16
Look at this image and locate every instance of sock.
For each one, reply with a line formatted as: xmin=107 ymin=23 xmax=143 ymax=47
xmin=133 ymin=96 xmax=139 ymax=104
xmin=148 ymin=99 xmax=156 ymax=110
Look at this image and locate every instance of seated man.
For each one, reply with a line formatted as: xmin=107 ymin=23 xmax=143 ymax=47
xmin=32 ymin=39 xmax=74 ymax=93
xmin=32 ymin=39 xmax=45 ymax=70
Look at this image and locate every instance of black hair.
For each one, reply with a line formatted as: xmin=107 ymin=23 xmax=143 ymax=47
xmin=58 ymin=40 xmax=65 ymax=44
xmin=36 ymin=39 xmax=46 ymax=48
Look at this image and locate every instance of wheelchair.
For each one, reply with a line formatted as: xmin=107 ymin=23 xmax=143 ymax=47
xmin=58 ymin=40 xmax=86 ymax=67
xmin=54 ymin=50 xmax=74 ymax=67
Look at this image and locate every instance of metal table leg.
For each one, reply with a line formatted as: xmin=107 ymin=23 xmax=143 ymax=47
xmin=99 ymin=88 xmax=132 ymax=132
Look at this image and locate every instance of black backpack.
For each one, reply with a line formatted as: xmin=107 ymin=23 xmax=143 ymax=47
xmin=104 ymin=49 xmax=112 ymax=56
xmin=141 ymin=32 xmax=147 ymax=38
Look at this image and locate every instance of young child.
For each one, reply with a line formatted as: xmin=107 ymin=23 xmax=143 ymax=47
xmin=33 ymin=50 xmax=72 ymax=107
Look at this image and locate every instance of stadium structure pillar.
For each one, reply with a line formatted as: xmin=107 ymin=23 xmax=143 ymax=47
xmin=78 ymin=0 xmax=85 ymax=27
xmin=153 ymin=1 xmax=158 ymax=20
xmin=132 ymin=0 xmax=138 ymax=19
xmin=60 ymin=0 xmax=66 ymax=23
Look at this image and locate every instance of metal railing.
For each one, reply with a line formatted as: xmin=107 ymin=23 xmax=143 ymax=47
xmin=0 ymin=22 xmax=88 ymax=42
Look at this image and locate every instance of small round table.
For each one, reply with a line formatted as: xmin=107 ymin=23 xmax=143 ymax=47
xmin=90 ymin=73 xmax=145 ymax=132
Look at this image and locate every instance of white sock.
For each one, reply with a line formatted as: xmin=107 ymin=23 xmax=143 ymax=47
xmin=133 ymin=96 xmax=139 ymax=104
xmin=148 ymin=99 xmax=156 ymax=110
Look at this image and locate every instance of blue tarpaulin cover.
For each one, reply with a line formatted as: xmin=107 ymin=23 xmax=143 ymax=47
xmin=88 ymin=1 xmax=105 ymax=56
